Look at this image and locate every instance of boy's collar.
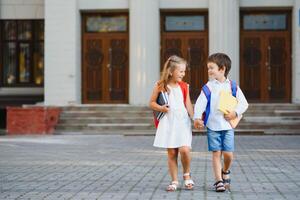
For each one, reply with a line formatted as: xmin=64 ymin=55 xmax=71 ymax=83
xmin=212 ymin=78 xmax=230 ymax=84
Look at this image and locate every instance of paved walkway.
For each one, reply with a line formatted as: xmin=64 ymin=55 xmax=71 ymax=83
xmin=0 ymin=135 xmax=299 ymax=200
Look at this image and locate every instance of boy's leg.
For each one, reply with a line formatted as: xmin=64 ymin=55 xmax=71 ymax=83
xmin=223 ymin=151 xmax=233 ymax=172
xmin=212 ymin=151 xmax=223 ymax=182
xmin=207 ymin=128 xmax=226 ymax=192
xmin=221 ymin=129 xmax=234 ymax=189
xmin=167 ymin=148 xmax=179 ymax=182
xmin=222 ymin=129 xmax=234 ymax=173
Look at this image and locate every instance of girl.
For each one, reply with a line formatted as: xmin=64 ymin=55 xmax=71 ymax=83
xmin=149 ymin=55 xmax=194 ymax=191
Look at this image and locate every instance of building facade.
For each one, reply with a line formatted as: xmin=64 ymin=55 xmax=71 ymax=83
xmin=0 ymin=0 xmax=300 ymax=108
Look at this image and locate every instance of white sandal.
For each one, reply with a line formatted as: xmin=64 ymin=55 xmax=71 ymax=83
xmin=166 ymin=181 xmax=179 ymax=191
xmin=183 ymin=173 xmax=194 ymax=190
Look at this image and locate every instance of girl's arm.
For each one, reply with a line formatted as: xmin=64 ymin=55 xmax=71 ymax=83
xmin=149 ymin=84 xmax=169 ymax=112
xmin=185 ymin=85 xmax=194 ymax=119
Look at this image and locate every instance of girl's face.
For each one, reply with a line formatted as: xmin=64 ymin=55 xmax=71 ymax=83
xmin=207 ymin=62 xmax=225 ymax=81
xmin=171 ymin=63 xmax=186 ymax=82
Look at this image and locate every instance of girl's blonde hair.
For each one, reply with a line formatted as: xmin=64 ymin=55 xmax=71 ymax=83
xmin=157 ymin=55 xmax=187 ymax=92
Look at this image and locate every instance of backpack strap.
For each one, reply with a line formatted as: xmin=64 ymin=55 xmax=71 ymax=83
xmin=154 ymin=81 xmax=187 ymax=128
xmin=178 ymin=81 xmax=188 ymax=106
xmin=202 ymin=84 xmax=211 ymax=126
xmin=230 ymin=80 xmax=237 ymax=97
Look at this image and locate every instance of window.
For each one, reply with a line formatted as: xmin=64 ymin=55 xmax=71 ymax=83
xmin=243 ymin=14 xmax=287 ymax=30
xmin=0 ymin=20 xmax=44 ymax=86
xmin=164 ymin=15 xmax=205 ymax=31
xmin=86 ymin=15 xmax=127 ymax=33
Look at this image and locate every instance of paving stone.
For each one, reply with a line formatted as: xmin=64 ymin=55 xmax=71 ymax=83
xmin=0 ymin=135 xmax=299 ymax=199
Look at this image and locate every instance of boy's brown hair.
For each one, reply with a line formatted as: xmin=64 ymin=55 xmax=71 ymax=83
xmin=207 ymin=53 xmax=231 ymax=77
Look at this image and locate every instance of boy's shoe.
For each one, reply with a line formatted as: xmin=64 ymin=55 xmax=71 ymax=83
xmin=213 ymin=180 xmax=226 ymax=192
xmin=222 ymin=169 xmax=231 ymax=190
xmin=183 ymin=173 xmax=194 ymax=190
xmin=166 ymin=181 xmax=179 ymax=192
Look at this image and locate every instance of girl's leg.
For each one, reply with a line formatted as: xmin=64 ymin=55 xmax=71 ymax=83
xmin=179 ymin=146 xmax=194 ymax=189
xmin=167 ymin=148 xmax=179 ymax=182
xmin=212 ymin=151 xmax=222 ymax=181
xmin=179 ymin=146 xmax=191 ymax=177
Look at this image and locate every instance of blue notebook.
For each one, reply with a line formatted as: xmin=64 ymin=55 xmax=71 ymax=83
xmin=153 ymin=91 xmax=169 ymax=121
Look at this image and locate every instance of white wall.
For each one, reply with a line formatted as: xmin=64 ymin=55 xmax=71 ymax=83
xmin=129 ymin=0 xmax=160 ymax=105
xmin=44 ymin=0 xmax=81 ymax=105
xmin=160 ymin=0 xmax=208 ymax=9
xmin=209 ymin=0 xmax=239 ymax=82
xmin=292 ymin=0 xmax=300 ymax=103
xmin=0 ymin=0 xmax=44 ymax=19
xmin=78 ymin=0 xmax=128 ymax=10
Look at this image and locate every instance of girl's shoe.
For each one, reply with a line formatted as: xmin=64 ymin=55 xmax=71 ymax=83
xmin=183 ymin=173 xmax=194 ymax=190
xmin=222 ymin=169 xmax=231 ymax=190
xmin=166 ymin=181 xmax=179 ymax=192
xmin=213 ymin=180 xmax=226 ymax=192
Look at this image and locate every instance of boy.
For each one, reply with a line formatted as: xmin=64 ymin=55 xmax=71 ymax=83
xmin=194 ymin=53 xmax=248 ymax=192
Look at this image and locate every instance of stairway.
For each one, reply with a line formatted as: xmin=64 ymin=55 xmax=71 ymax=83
xmin=55 ymin=104 xmax=300 ymax=135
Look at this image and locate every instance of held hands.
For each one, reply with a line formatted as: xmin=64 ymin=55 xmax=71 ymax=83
xmin=160 ymin=105 xmax=170 ymax=113
xmin=224 ymin=110 xmax=237 ymax=121
xmin=194 ymin=119 xmax=204 ymax=130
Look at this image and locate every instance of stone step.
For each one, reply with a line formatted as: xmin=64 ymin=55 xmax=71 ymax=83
xmin=243 ymin=116 xmax=300 ymax=123
xmin=56 ymin=103 xmax=300 ymax=112
xmin=59 ymin=117 xmax=153 ymax=124
xmin=56 ymin=121 xmax=300 ymax=132
xmin=58 ymin=115 xmax=300 ymax=125
xmin=60 ymin=110 xmax=153 ymax=118
xmin=55 ymin=103 xmax=300 ymax=135
xmin=56 ymin=123 xmax=154 ymax=131
xmin=61 ymin=105 xmax=150 ymax=112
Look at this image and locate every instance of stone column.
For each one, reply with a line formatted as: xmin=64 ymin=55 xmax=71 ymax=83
xmin=209 ymin=0 xmax=239 ymax=82
xmin=44 ymin=0 xmax=81 ymax=105
xmin=292 ymin=0 xmax=300 ymax=103
xmin=129 ymin=0 xmax=160 ymax=105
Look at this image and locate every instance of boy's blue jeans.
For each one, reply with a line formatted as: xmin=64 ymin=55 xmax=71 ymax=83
xmin=207 ymin=128 xmax=234 ymax=152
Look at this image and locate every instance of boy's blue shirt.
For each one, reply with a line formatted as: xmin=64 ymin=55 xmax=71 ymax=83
xmin=194 ymin=78 xmax=249 ymax=131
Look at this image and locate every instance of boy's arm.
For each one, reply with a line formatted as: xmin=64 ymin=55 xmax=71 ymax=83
xmin=193 ymin=90 xmax=207 ymax=120
xmin=234 ymin=86 xmax=249 ymax=116
xmin=193 ymin=91 xmax=207 ymax=129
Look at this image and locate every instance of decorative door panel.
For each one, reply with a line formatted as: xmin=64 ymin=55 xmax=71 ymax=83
xmin=83 ymin=36 xmax=104 ymax=102
xmin=268 ymin=36 xmax=290 ymax=100
xmin=240 ymin=36 xmax=263 ymax=101
xmin=161 ymin=13 xmax=208 ymax=102
xmin=82 ymin=13 xmax=128 ymax=104
xmin=187 ymin=37 xmax=207 ymax=101
xmin=108 ymin=37 xmax=128 ymax=101
xmin=240 ymin=11 xmax=291 ymax=102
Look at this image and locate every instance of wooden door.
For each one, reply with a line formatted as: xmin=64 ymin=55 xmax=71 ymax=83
xmin=240 ymin=11 xmax=291 ymax=102
xmin=82 ymin=14 xmax=129 ymax=104
xmin=161 ymin=13 xmax=208 ymax=102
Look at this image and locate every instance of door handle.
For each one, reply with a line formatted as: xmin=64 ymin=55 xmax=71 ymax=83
xmin=108 ymin=48 xmax=112 ymax=92
xmin=267 ymin=46 xmax=271 ymax=91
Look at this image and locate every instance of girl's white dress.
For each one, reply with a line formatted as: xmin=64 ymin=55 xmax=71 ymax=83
xmin=153 ymin=85 xmax=192 ymax=148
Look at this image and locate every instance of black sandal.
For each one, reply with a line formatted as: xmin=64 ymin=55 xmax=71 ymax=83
xmin=222 ymin=169 xmax=231 ymax=189
xmin=213 ymin=180 xmax=226 ymax=192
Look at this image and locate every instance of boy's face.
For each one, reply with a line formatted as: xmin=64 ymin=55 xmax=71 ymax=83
xmin=172 ymin=63 xmax=186 ymax=82
xmin=207 ymin=62 xmax=226 ymax=81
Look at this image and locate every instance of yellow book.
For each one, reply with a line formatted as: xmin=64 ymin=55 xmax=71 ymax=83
xmin=218 ymin=90 xmax=242 ymax=128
